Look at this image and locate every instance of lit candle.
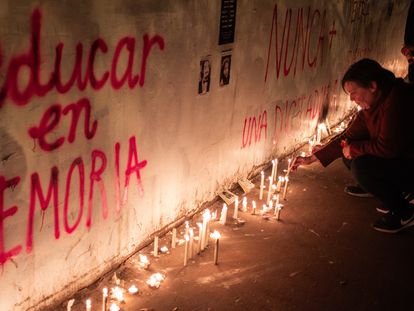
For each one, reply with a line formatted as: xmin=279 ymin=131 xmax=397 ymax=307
xmin=275 ymin=205 xmax=282 ymax=220
xmin=270 ymin=160 xmax=275 ymax=184
xmin=67 ymin=299 xmax=75 ymax=311
xmin=301 ymin=151 xmax=306 ymax=157
xmin=160 ymin=246 xmax=169 ymax=254
xmin=86 ymin=299 xmax=91 ymax=311
xmin=109 ymin=303 xmax=120 ymax=311
xmin=219 ymin=204 xmax=228 ymax=225
xmin=189 ymin=228 xmax=194 ymax=259
xmin=272 ymin=159 xmax=278 ymax=183
xmin=276 ymin=176 xmax=284 ymax=192
xmin=266 ymin=177 xmax=273 ymax=204
xmin=259 ymin=171 xmax=265 ymax=200
xmin=268 ymin=200 xmax=273 ymax=211
xmin=185 ymin=221 xmax=189 ymax=235
xmin=102 ymin=288 xmax=108 ymax=311
xmin=172 ymin=228 xmax=177 ymax=249
xmin=286 ymin=158 xmax=294 ymax=177
xmin=308 ymin=139 xmax=313 ymax=153
xmin=282 ymin=176 xmax=289 ymax=200
xmin=275 ymin=194 xmax=280 ymax=210
xmin=197 ymin=222 xmax=203 ymax=253
xmin=146 ymin=273 xmax=165 ymax=288
xmin=203 ymin=209 xmax=211 ymax=249
xmin=139 ymin=254 xmax=150 ymax=269
xmin=184 ymin=234 xmax=189 ymax=266
xmin=210 ymin=230 xmax=221 ymax=265
xmin=112 ymin=286 xmax=124 ymax=302
xmin=242 ymin=197 xmax=247 ymax=212
xmin=153 ymin=236 xmax=159 ymax=257
xmin=251 ymin=200 xmax=256 ymax=215
xmin=262 ymin=204 xmax=267 ymax=214
xmin=128 ymin=285 xmax=139 ymax=294
xmin=233 ymin=197 xmax=239 ymax=219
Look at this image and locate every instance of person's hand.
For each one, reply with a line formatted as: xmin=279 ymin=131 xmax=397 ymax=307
xmin=341 ymin=140 xmax=352 ymax=159
xmin=311 ymin=144 xmax=323 ymax=153
xmin=291 ymin=155 xmax=318 ymax=171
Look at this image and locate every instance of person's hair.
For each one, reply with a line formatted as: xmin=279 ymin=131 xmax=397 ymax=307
xmin=341 ymin=58 xmax=395 ymax=92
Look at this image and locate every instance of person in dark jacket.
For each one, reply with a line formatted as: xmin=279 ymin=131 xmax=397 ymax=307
xmin=293 ymin=58 xmax=414 ymax=233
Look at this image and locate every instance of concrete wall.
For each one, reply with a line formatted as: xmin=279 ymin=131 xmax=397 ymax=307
xmin=0 ymin=0 xmax=409 ymax=309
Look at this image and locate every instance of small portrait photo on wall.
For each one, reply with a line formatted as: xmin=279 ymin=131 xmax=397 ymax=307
xmin=198 ymin=56 xmax=211 ymax=95
xmin=219 ymin=51 xmax=232 ymax=87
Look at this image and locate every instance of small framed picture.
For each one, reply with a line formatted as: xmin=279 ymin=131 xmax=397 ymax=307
xmin=219 ymin=190 xmax=238 ymax=205
xmin=198 ymin=55 xmax=211 ymax=95
xmin=219 ymin=51 xmax=232 ymax=87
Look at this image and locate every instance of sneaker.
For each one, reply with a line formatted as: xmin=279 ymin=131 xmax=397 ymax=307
xmin=344 ymin=185 xmax=374 ymax=198
xmin=376 ymin=206 xmax=389 ymax=214
xmin=404 ymin=192 xmax=414 ymax=203
xmin=372 ymin=209 xmax=414 ymax=233
xmin=376 ymin=193 xmax=414 ymax=214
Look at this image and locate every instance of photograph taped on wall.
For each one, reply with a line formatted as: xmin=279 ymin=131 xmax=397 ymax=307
xmin=238 ymin=178 xmax=255 ymax=193
xmin=219 ymin=190 xmax=238 ymax=205
xmin=198 ymin=55 xmax=212 ymax=95
xmin=219 ymin=50 xmax=232 ymax=87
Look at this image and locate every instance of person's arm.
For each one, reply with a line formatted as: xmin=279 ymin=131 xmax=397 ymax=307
xmin=349 ymin=90 xmax=409 ymax=158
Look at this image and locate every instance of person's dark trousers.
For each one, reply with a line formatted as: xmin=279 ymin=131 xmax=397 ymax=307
xmin=342 ymin=155 xmax=414 ymax=216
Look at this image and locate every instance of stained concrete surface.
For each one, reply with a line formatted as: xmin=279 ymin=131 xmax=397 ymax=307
xmin=50 ymin=158 xmax=414 ymax=311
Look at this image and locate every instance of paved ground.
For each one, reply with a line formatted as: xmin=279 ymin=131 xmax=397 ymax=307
xmin=51 ymin=157 xmax=414 ymax=311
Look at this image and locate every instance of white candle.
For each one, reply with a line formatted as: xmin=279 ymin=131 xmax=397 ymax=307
xmin=67 ymin=299 xmax=75 ymax=311
xmin=171 ymin=228 xmax=177 ymax=249
xmin=86 ymin=299 xmax=91 ymax=311
xmin=268 ymin=200 xmax=273 ymax=211
xmin=262 ymin=204 xmax=267 ymax=214
xmin=270 ymin=160 xmax=275 ymax=184
xmin=259 ymin=171 xmax=264 ymax=200
xmin=102 ymin=288 xmax=108 ymax=311
xmin=273 ymin=159 xmax=278 ymax=183
xmin=204 ymin=210 xmax=211 ymax=248
xmin=189 ymin=228 xmax=194 ymax=259
xmin=185 ymin=221 xmax=189 ymax=235
xmin=184 ymin=234 xmax=189 ymax=266
xmin=251 ymin=200 xmax=256 ymax=215
xmin=266 ymin=177 xmax=273 ymax=204
xmin=128 ymin=285 xmax=139 ymax=294
xmin=276 ymin=176 xmax=284 ymax=192
xmin=219 ymin=204 xmax=228 ymax=225
xmin=139 ymin=254 xmax=150 ymax=269
xmin=153 ymin=236 xmax=159 ymax=257
xmin=275 ymin=194 xmax=280 ymax=211
xmin=210 ymin=230 xmax=221 ymax=265
xmin=197 ymin=222 xmax=203 ymax=253
xmin=282 ymin=176 xmax=289 ymax=200
xmin=109 ymin=303 xmax=120 ymax=311
xmin=275 ymin=205 xmax=282 ymax=220
xmin=233 ymin=197 xmax=239 ymax=219
xmin=242 ymin=197 xmax=247 ymax=212
xmin=308 ymin=139 xmax=313 ymax=153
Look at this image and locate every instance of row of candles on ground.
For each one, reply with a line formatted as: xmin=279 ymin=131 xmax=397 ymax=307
xmin=67 ymin=258 xmax=166 ymax=311
xmin=68 ymin=154 xmax=305 ymax=311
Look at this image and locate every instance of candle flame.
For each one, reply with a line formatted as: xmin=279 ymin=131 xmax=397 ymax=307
xmin=103 ymin=287 xmax=108 ymax=297
xmin=185 ymin=221 xmax=189 ymax=229
xmin=112 ymin=286 xmax=124 ymax=301
xmin=184 ymin=234 xmax=189 ymax=241
xmin=197 ymin=222 xmax=202 ymax=229
xmin=128 ymin=285 xmax=139 ymax=294
xmin=139 ymin=254 xmax=150 ymax=266
xmin=210 ymin=230 xmax=221 ymax=239
xmin=203 ymin=209 xmax=211 ymax=221
xmin=189 ymin=228 xmax=194 ymax=237
xmin=285 ymin=176 xmax=289 ymax=182
xmin=261 ymin=171 xmax=264 ymax=176
xmin=109 ymin=303 xmax=120 ymax=311
xmin=85 ymin=299 xmax=91 ymax=308
xmin=160 ymin=246 xmax=169 ymax=253
xmin=252 ymin=200 xmax=256 ymax=208
xmin=146 ymin=273 xmax=166 ymax=288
